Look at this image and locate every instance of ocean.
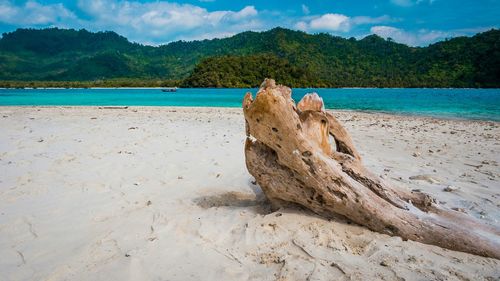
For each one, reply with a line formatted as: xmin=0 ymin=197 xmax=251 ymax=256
xmin=1 ymin=88 xmax=499 ymax=121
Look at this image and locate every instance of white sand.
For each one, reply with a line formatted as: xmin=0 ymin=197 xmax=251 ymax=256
xmin=0 ymin=106 xmax=498 ymax=281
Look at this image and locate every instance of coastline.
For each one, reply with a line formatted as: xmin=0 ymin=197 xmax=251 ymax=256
xmin=2 ymin=86 xmax=500 ymax=89
xmin=1 ymin=105 xmax=499 ymax=123
xmin=1 ymin=87 xmax=176 ymax=90
xmin=0 ymin=106 xmax=498 ymax=280
xmin=2 ymin=87 xmax=499 ymax=122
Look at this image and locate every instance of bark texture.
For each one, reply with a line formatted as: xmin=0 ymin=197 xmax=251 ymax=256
xmin=243 ymin=79 xmax=500 ymax=259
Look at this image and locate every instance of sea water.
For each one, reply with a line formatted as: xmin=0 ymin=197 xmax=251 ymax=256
xmin=0 ymin=88 xmax=499 ymax=121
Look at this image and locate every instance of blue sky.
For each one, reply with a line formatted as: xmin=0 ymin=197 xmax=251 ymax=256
xmin=0 ymin=0 xmax=498 ymax=46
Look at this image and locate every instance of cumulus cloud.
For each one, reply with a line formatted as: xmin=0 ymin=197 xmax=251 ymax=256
xmin=0 ymin=0 xmax=76 ymax=26
xmin=309 ymin=14 xmax=350 ymax=32
xmin=75 ymin=0 xmax=261 ymax=43
xmin=0 ymin=0 xmax=262 ymax=44
xmin=296 ymin=13 xmax=392 ymax=33
xmin=0 ymin=0 xmax=487 ymax=46
xmin=370 ymin=25 xmax=448 ymax=45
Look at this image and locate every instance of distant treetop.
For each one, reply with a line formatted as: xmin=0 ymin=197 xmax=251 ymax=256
xmin=0 ymin=27 xmax=498 ymax=87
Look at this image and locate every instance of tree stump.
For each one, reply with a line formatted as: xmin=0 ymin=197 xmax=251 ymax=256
xmin=243 ymin=79 xmax=500 ymax=259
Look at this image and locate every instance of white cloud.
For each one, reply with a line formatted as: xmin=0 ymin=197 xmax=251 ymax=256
xmin=301 ymin=4 xmax=310 ymax=15
xmin=0 ymin=0 xmax=486 ymax=47
xmin=370 ymin=25 xmax=448 ymax=45
xmin=230 ymin=6 xmax=258 ymax=20
xmin=351 ymin=15 xmax=393 ymax=25
xmin=0 ymin=0 xmax=262 ymax=44
xmin=309 ymin=13 xmax=350 ymax=32
xmin=295 ymin=21 xmax=308 ymax=31
xmin=296 ymin=13 xmax=392 ymax=33
xmin=74 ymin=0 xmax=261 ymax=44
xmin=0 ymin=0 xmax=76 ymax=25
xmin=391 ymin=0 xmax=436 ymax=7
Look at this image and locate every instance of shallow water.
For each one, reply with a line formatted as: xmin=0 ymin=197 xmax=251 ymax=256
xmin=1 ymin=88 xmax=499 ymax=121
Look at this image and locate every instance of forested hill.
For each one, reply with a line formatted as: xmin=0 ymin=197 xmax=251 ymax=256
xmin=0 ymin=27 xmax=499 ymax=88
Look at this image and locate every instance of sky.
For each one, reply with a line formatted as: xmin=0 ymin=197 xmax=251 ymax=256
xmin=0 ymin=0 xmax=498 ymax=46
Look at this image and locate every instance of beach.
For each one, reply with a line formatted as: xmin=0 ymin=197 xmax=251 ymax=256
xmin=0 ymin=106 xmax=498 ymax=280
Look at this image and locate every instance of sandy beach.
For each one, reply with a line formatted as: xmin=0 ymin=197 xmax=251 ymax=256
xmin=0 ymin=106 xmax=498 ymax=281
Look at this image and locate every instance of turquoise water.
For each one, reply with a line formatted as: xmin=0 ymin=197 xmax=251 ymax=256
xmin=1 ymin=88 xmax=499 ymax=121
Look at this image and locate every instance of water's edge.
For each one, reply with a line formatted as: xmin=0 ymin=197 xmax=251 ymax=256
xmin=1 ymin=105 xmax=498 ymax=124
xmin=1 ymin=88 xmax=499 ymax=122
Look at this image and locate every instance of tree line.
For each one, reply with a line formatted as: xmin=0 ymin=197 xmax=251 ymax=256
xmin=0 ymin=27 xmax=498 ymax=88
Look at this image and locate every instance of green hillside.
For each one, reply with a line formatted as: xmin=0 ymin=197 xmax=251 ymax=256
xmin=182 ymin=54 xmax=321 ymax=88
xmin=0 ymin=27 xmax=498 ymax=87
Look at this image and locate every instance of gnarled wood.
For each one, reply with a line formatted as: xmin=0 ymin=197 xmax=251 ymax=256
xmin=243 ymin=79 xmax=500 ymax=259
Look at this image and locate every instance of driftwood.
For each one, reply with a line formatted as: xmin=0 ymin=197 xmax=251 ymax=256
xmin=243 ymin=79 xmax=500 ymax=259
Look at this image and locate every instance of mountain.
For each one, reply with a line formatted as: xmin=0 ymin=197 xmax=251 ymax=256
xmin=0 ymin=27 xmax=499 ymax=87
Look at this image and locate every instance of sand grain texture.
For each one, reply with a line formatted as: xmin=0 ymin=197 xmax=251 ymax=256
xmin=0 ymin=107 xmax=499 ymax=281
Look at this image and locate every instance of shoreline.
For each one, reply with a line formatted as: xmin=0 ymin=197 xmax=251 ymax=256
xmin=2 ymin=87 xmax=500 ymax=90
xmin=1 ymin=105 xmax=499 ymax=123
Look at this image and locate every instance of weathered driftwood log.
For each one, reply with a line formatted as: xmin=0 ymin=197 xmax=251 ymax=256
xmin=243 ymin=79 xmax=500 ymax=259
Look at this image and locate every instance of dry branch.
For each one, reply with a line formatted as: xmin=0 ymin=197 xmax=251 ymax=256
xmin=243 ymin=79 xmax=500 ymax=259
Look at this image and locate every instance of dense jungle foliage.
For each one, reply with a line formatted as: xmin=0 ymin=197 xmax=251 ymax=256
xmin=0 ymin=27 xmax=498 ymax=88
